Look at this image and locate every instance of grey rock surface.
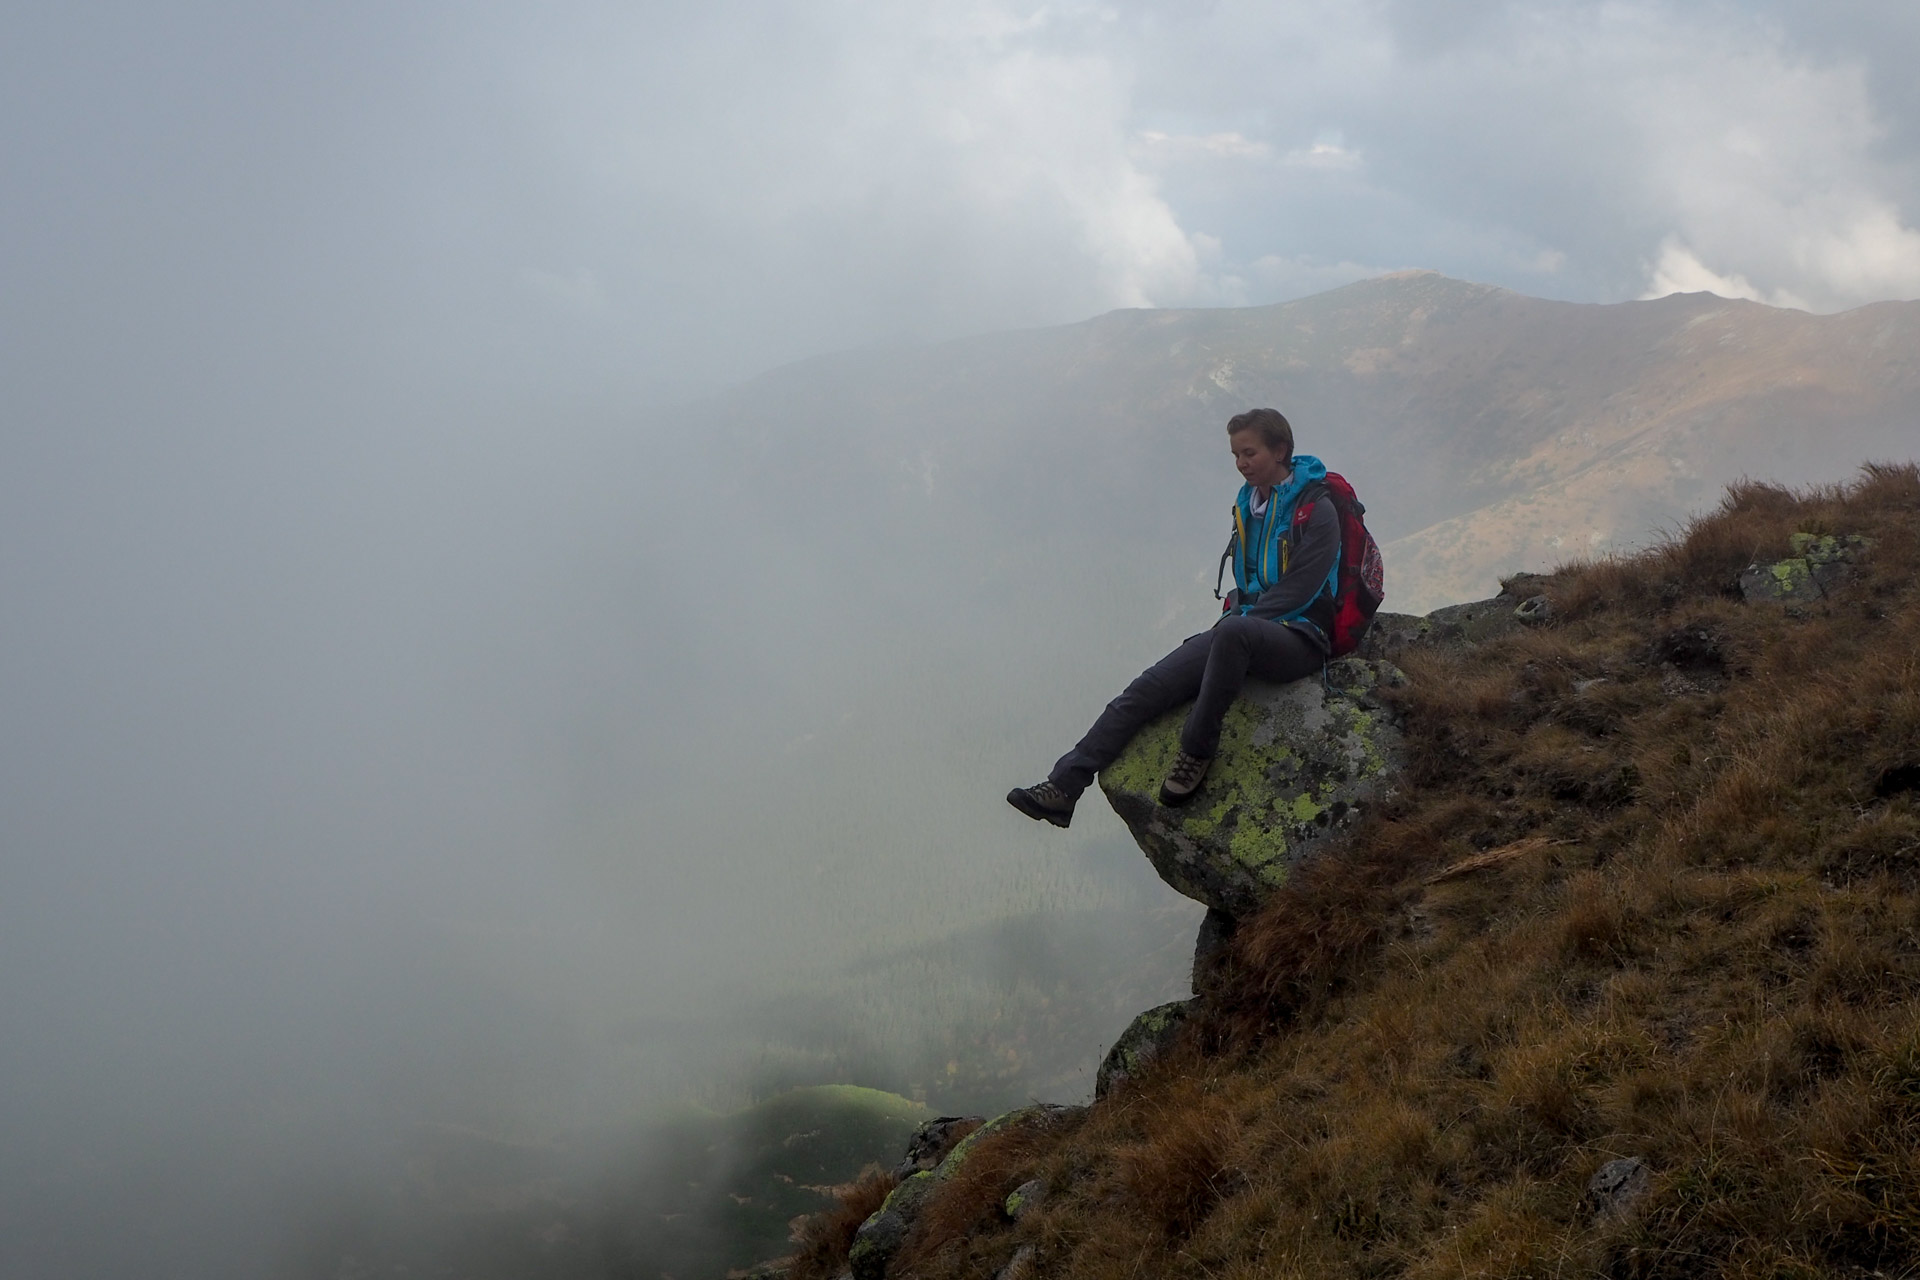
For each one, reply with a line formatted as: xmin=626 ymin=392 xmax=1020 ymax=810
xmin=1739 ymin=532 xmax=1872 ymax=604
xmin=1004 ymin=1177 xmax=1046 ymax=1221
xmin=1361 ymin=575 xmax=1551 ymax=661
xmin=1190 ymin=905 xmax=1238 ymax=994
xmin=893 ymin=1114 xmax=985 ymax=1180
xmin=852 ymin=1105 xmax=1084 ymax=1279
xmin=1514 ymin=594 xmax=1553 ymax=626
xmin=1587 ymin=1156 xmax=1652 ymax=1220
xmin=1096 ymin=998 xmax=1195 ymax=1100
xmin=848 ymin=1171 xmax=937 ymax=1280
xmin=1099 ymin=658 xmax=1406 ymax=917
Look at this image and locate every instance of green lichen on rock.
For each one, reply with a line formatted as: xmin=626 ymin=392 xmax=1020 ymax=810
xmin=1098 ymin=660 xmax=1407 ymax=917
xmin=848 ymin=1171 xmax=936 ymax=1280
xmin=1004 ymin=1178 xmax=1045 ymax=1221
xmin=1788 ymin=531 xmax=1873 ymax=565
xmin=1741 ymin=532 xmax=1874 ymax=604
xmin=1096 ymin=999 xmax=1195 ymax=1099
xmin=936 ymin=1104 xmax=1080 ymax=1179
xmin=851 ymin=1105 xmax=1083 ymax=1279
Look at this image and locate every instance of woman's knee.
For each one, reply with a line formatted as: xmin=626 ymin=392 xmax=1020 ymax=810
xmin=1213 ymin=614 xmax=1264 ymax=652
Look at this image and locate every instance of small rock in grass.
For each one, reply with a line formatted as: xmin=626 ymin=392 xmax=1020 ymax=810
xmin=1588 ymin=1156 xmax=1651 ymax=1220
xmin=1096 ymin=999 xmax=1194 ymax=1100
xmin=1004 ymin=1178 xmax=1045 ymax=1221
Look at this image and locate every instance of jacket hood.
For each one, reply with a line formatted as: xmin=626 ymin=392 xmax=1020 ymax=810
xmin=1237 ymin=454 xmax=1326 ymax=511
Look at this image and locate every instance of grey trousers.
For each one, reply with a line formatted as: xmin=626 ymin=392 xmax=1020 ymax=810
xmin=1048 ymin=615 xmax=1324 ymax=796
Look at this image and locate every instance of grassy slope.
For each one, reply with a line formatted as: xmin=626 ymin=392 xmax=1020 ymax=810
xmin=794 ymin=463 xmax=1920 ymax=1280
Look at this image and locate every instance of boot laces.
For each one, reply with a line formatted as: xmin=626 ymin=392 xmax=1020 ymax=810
xmin=1168 ymin=752 xmax=1208 ymax=786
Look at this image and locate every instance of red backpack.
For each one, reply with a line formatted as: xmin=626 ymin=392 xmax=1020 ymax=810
xmin=1308 ymin=473 xmax=1386 ymax=657
xmin=1217 ymin=472 xmax=1385 ymax=657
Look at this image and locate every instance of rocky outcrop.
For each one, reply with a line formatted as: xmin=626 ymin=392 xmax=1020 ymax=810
xmin=1360 ymin=573 xmax=1551 ymax=660
xmin=848 ymin=1172 xmax=938 ymax=1280
xmin=1739 ymin=532 xmax=1873 ymax=603
xmin=1190 ymin=905 xmax=1238 ymax=993
xmin=849 ymin=1104 xmax=1083 ymax=1280
xmin=1098 ymin=657 xmax=1406 ymax=919
xmin=1095 ymin=999 xmax=1195 ymax=1099
xmin=892 ymin=1115 xmax=983 ymax=1179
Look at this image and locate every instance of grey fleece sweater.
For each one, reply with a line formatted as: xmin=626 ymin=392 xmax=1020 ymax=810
xmin=1235 ymin=494 xmax=1341 ymax=646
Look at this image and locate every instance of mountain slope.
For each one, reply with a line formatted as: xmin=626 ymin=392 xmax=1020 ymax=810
xmin=790 ymin=464 xmax=1920 ymax=1279
xmin=713 ymin=270 xmax=1919 ymax=611
xmin=592 ymin=270 xmax=1920 ymax=1113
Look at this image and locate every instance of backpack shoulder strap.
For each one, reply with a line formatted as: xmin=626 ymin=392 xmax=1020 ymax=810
xmin=1291 ymin=479 xmax=1328 ymax=527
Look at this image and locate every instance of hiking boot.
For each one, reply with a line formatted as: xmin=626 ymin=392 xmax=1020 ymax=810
xmin=1007 ymin=780 xmax=1076 ymax=828
xmin=1158 ymin=751 xmax=1212 ymax=807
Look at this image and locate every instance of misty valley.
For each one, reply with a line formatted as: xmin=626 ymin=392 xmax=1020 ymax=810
xmin=11 ymin=274 xmax=1920 ymax=1280
xmin=275 ymin=276 xmax=1920 ymax=1278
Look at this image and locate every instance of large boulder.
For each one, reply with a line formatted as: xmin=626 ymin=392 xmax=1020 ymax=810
xmin=1360 ymin=573 xmax=1552 ymax=661
xmin=1098 ymin=657 xmax=1407 ymax=918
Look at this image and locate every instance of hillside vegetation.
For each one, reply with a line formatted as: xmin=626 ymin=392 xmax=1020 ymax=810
xmin=565 ymin=275 xmax=1920 ymax=1129
xmin=795 ymin=463 xmax=1920 ymax=1279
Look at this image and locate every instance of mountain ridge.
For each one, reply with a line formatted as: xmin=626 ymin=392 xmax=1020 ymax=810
xmin=713 ymin=270 xmax=1919 ymax=611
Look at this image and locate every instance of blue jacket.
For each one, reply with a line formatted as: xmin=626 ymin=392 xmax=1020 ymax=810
xmin=1229 ymin=454 xmax=1342 ymax=637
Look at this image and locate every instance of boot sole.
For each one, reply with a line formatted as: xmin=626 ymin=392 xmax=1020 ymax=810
xmin=1007 ymin=788 xmax=1073 ymax=828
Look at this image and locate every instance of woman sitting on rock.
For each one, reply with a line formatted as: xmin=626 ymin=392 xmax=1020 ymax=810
xmin=1008 ymin=407 xmax=1341 ymax=826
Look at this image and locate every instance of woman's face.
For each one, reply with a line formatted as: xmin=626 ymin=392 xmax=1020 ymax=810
xmin=1230 ymin=430 xmax=1291 ymax=491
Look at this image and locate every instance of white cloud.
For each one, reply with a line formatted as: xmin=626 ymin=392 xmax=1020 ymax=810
xmin=1643 ymin=239 xmax=1808 ymax=309
xmin=1110 ymin=1 xmax=1920 ymax=314
xmin=1137 ymin=130 xmax=1276 ymax=161
xmin=1792 ymin=205 xmax=1920 ymax=302
xmin=325 ymin=0 xmax=1920 ymax=384
xmin=1618 ymin=9 xmax=1920 ymax=310
xmin=514 ymin=0 xmax=1233 ymax=358
xmin=1282 ymin=140 xmax=1361 ymax=171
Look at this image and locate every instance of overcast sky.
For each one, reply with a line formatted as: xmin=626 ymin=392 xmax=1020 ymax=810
xmin=9 ymin=0 xmax=1920 ymax=409
xmin=7 ymin=3 xmax=1920 ymax=1275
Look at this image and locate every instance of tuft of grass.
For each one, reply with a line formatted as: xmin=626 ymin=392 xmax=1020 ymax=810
xmin=788 ymin=1165 xmax=898 ymax=1280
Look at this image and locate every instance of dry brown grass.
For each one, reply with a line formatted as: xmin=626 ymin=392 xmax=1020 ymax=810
xmin=787 ymin=1165 xmax=897 ymax=1280
xmin=795 ymin=463 xmax=1920 ymax=1279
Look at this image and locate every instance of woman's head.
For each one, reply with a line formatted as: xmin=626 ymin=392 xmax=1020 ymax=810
xmin=1227 ymin=409 xmax=1294 ymax=490
xmin=1225 ymin=408 xmax=1293 ymax=461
